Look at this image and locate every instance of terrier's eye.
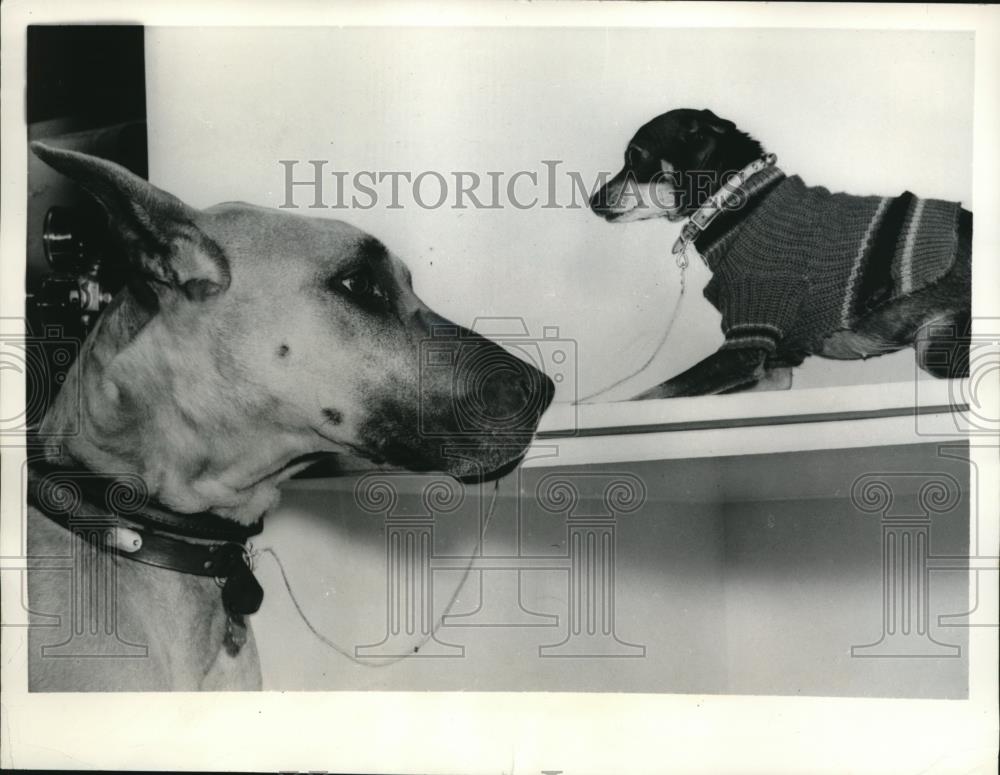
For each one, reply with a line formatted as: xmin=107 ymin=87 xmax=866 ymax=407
xmin=626 ymin=146 xmax=653 ymax=172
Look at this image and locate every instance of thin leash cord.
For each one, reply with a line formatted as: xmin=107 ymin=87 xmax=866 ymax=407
xmin=577 ymin=241 xmax=691 ymax=403
xmin=257 ymin=478 xmax=502 ymax=668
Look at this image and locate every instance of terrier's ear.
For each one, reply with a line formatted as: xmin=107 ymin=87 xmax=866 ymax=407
xmin=698 ymin=109 xmax=736 ymax=135
xmin=31 ymin=142 xmax=230 ymax=301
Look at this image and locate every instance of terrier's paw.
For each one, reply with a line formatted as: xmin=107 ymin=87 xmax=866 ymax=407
xmin=631 ymin=384 xmax=675 ymax=401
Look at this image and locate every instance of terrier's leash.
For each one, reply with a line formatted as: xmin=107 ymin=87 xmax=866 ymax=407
xmin=576 ymin=243 xmax=692 ymax=403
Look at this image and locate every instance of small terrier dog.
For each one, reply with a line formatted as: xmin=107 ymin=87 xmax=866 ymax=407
xmin=590 ymin=108 xmax=971 ymax=399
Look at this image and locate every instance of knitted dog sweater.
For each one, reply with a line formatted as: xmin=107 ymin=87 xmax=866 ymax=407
xmin=699 ymin=169 xmax=963 ymax=354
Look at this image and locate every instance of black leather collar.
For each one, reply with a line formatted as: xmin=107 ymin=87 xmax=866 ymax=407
xmin=27 ymin=460 xmax=265 ymax=618
xmin=29 ymin=460 xmax=263 ymax=541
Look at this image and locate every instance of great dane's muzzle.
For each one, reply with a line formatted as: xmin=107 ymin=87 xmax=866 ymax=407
xmin=360 ymin=309 xmax=555 ymax=483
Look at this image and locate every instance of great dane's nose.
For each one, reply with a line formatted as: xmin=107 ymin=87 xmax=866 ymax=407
xmin=414 ymin=309 xmax=555 ymax=433
xmin=521 ymin=370 xmax=555 ymax=406
xmin=452 ymin=345 xmax=555 ymax=432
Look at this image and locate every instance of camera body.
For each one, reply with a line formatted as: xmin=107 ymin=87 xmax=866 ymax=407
xmin=19 ymin=205 xmax=118 ymax=436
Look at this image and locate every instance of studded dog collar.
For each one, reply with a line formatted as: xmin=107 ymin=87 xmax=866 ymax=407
xmin=671 ymin=153 xmax=779 ymax=260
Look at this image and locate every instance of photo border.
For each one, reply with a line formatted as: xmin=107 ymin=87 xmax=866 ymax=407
xmin=2 ymin=2 xmax=997 ymax=773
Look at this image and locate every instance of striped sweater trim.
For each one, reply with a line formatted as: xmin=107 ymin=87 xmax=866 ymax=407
xmin=899 ymin=198 xmax=927 ymax=294
xmin=851 ymin=191 xmax=917 ymax=318
xmin=726 ymin=322 xmax=784 ymax=336
xmin=839 ymin=196 xmax=890 ymax=327
xmin=721 ymin=324 xmax=781 ymax=352
xmin=721 ymin=334 xmax=779 ymax=352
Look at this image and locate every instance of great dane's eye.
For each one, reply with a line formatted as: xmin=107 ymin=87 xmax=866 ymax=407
xmin=333 ymin=270 xmax=389 ymax=308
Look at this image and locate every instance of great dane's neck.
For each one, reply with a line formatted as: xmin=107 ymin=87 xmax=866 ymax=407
xmin=41 ymin=289 xmax=316 ymax=525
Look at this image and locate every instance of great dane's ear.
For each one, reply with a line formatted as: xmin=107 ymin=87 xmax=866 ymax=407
xmin=697 ymin=109 xmax=736 ymax=135
xmin=30 ymin=142 xmax=230 ymax=301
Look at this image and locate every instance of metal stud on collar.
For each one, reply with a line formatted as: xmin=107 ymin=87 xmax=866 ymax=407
xmin=111 ymin=526 xmax=143 ymax=553
xmin=671 ymin=153 xmax=778 ymax=258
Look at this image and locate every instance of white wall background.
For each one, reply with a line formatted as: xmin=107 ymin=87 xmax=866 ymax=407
xmin=146 ymin=27 xmax=973 ymax=402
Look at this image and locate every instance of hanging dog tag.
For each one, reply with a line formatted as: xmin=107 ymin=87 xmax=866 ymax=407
xmin=223 ymin=613 xmax=248 ymax=657
xmin=221 ymin=561 xmax=264 ymax=616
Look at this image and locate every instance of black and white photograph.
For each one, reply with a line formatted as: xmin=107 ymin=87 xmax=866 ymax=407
xmin=1 ymin=2 xmax=998 ymax=773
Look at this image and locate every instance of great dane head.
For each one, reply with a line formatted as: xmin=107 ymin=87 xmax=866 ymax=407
xmin=32 ymin=143 xmax=555 ymax=523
